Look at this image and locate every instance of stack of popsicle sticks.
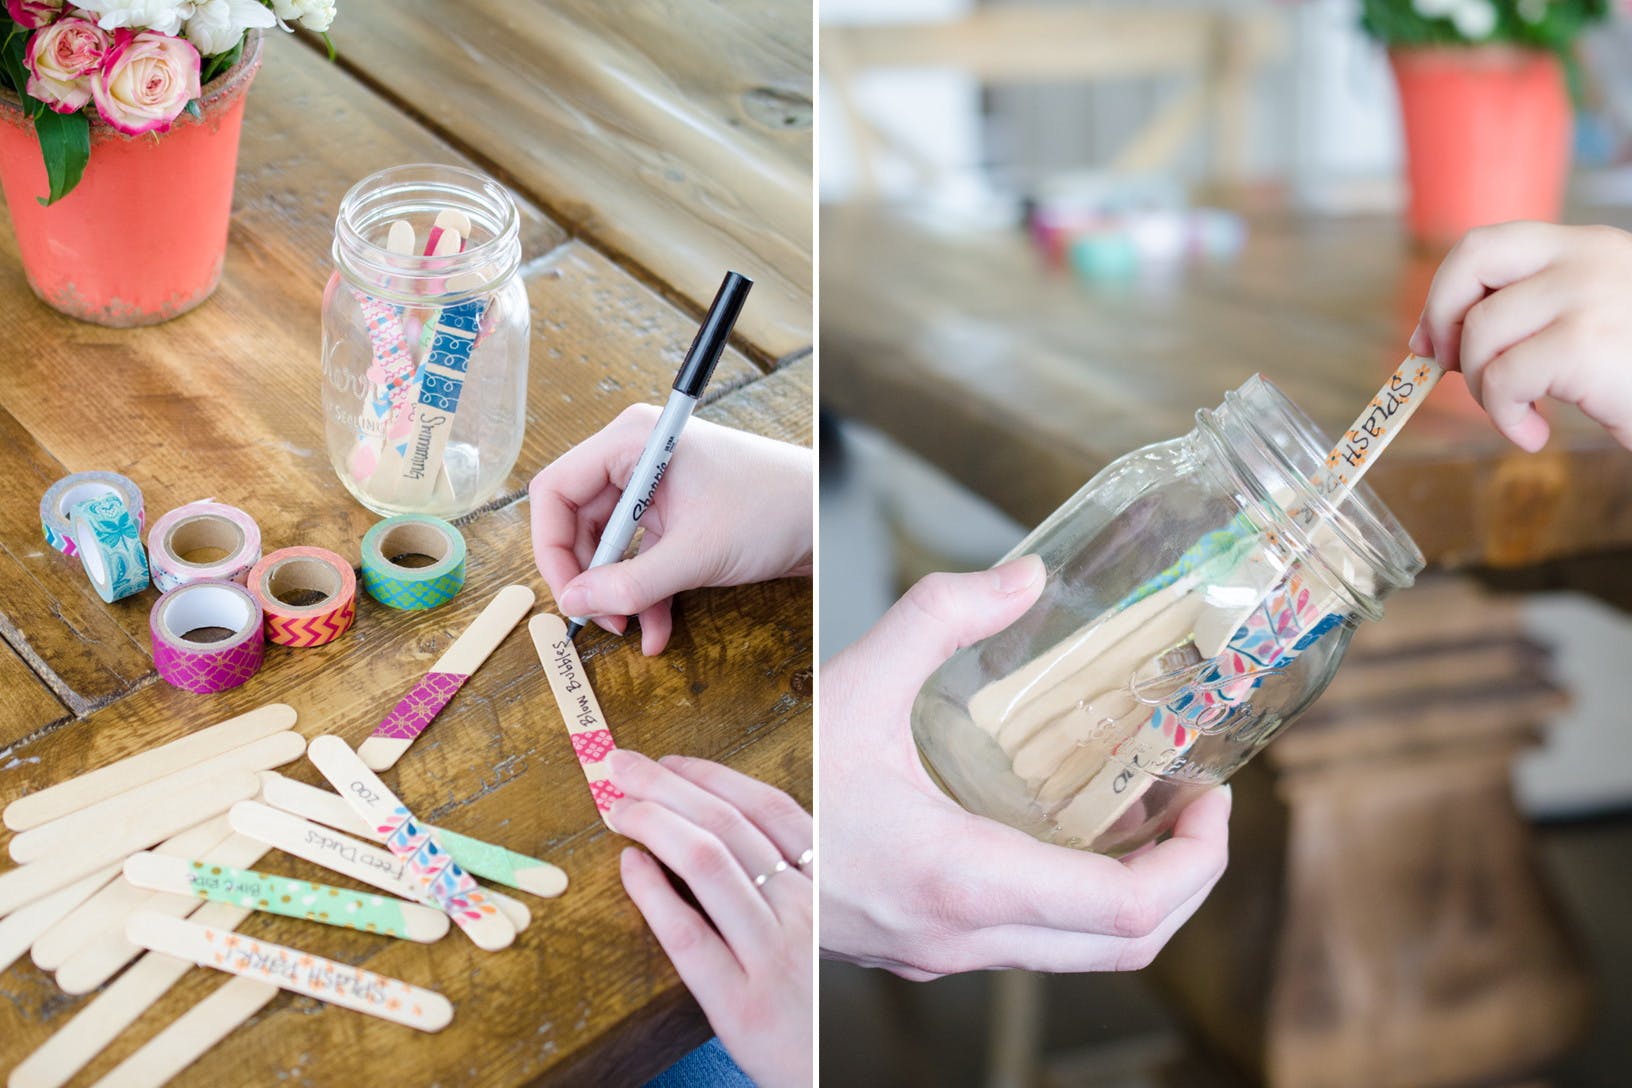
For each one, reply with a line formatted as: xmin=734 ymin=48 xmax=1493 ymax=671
xmin=0 ymin=695 xmax=574 ymax=1088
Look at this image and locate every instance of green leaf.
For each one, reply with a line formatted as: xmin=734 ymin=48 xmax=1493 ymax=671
xmin=322 ymin=31 xmax=336 ymax=62
xmin=0 ymin=27 xmax=39 ymax=110
xmin=33 ymin=108 xmax=90 ymax=206
xmin=200 ymin=36 xmax=244 ymax=84
xmin=184 ymin=99 xmax=202 ymax=120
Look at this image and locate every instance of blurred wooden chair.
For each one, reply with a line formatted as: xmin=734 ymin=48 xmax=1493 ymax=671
xmin=821 ymin=6 xmax=1287 ymax=198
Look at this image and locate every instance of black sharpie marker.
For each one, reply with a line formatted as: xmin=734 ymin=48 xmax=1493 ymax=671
xmin=565 ymin=271 xmax=753 ymax=639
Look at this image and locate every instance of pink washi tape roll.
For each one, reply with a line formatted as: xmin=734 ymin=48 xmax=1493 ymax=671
xmin=146 ymin=501 xmax=262 ymax=594
xmin=150 ymin=579 xmax=266 ymax=693
xmin=247 ymin=546 xmax=357 ymax=648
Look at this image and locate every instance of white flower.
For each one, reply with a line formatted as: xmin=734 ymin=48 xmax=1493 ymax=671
xmin=74 ymin=0 xmax=195 ymax=35
xmin=1517 ymin=0 xmax=1549 ymax=23
xmin=1450 ymin=0 xmax=1497 ymax=39
xmin=269 ymin=0 xmax=332 ymax=32
xmin=183 ymin=0 xmax=274 ymax=55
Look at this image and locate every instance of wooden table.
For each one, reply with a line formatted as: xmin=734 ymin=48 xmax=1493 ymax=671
xmin=821 ymin=201 xmax=1617 ymax=1088
xmin=0 ymin=5 xmax=811 ymax=1085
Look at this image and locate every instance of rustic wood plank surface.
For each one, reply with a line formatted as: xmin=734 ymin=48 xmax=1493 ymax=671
xmin=820 ymin=203 xmax=1632 ymax=568
xmin=326 ymin=0 xmax=814 ymax=362
xmin=0 ymin=45 xmax=768 ymax=715
xmin=0 ymin=11 xmax=812 ymax=1086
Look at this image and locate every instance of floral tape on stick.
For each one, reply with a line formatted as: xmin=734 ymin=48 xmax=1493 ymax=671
xmin=125 ymin=913 xmax=454 ymax=1032
xmin=305 ymin=736 xmax=517 ymax=951
xmin=70 ymin=493 xmax=149 ymax=602
xmin=145 ymin=501 xmax=261 ymax=593
xmin=247 ymin=546 xmax=357 ymax=647
xmin=529 ymin=613 xmax=624 ymax=822
xmin=40 ymin=471 xmax=143 ymax=558
xmin=149 ymin=579 xmax=266 ymax=693
xmin=359 ymin=513 xmax=466 ymax=610
xmin=355 ymin=584 xmax=534 ymax=770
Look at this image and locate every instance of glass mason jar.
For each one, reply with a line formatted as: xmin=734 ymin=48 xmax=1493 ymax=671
xmin=322 ymin=164 xmax=529 ymax=518
xmin=911 ymin=376 xmax=1425 ymax=856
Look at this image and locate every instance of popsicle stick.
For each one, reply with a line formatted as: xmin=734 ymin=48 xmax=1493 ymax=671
xmin=307 ymin=736 xmax=515 ymax=951
xmin=2 ymin=704 xmax=295 ymax=832
xmin=55 ymin=831 xmax=272 ymax=996
xmin=124 ymin=853 xmax=450 ymax=943
xmin=10 ymin=733 xmax=305 ymax=864
xmin=258 ymin=772 xmax=567 ymax=898
xmin=529 ymin=613 xmax=623 ymax=823
xmin=30 ymin=816 xmax=233 ymax=972
xmin=90 ymin=975 xmax=278 ymax=1088
xmin=357 ymin=585 xmax=536 ymax=771
xmin=0 ymin=772 xmax=260 ymax=917
xmin=8 ymin=899 xmax=253 ymax=1088
xmin=126 ymin=913 xmax=454 ymax=1032
xmin=227 ymin=801 xmax=531 ymax=932
xmin=1306 ymin=355 xmax=1444 ymax=509
xmin=0 ymin=866 xmax=118 ymax=975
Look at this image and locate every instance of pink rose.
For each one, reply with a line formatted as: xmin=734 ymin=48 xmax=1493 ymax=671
xmin=89 ymin=29 xmax=199 ymax=136
xmin=6 ymin=0 xmax=64 ymax=29
xmin=24 ymin=16 xmax=112 ymax=113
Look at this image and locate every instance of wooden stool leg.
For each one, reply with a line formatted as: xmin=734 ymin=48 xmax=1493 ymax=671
xmin=988 ymin=970 xmax=1047 ymax=1088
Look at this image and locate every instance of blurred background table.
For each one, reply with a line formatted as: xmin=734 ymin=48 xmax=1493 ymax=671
xmin=0 ymin=3 xmax=811 ymax=1085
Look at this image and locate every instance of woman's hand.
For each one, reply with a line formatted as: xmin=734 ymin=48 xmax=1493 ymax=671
xmin=608 ymin=750 xmax=813 ymax=1088
xmin=529 ymin=407 xmax=813 ymax=654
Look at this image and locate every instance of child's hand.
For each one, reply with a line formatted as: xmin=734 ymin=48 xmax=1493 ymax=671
xmin=1411 ymin=221 xmax=1632 ymax=452
xmin=819 ymin=558 xmax=1231 ymax=977
xmin=608 ymin=751 xmax=812 ymax=1088
xmin=529 ymin=407 xmax=812 ymax=654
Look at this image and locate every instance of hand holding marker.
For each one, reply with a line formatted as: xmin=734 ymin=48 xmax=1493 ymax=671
xmin=566 ymin=271 xmax=754 ymax=639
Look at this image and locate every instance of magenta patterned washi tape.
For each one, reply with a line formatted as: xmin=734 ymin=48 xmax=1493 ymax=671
xmin=369 ymin=671 xmax=470 ymax=741
xmin=570 ymin=730 xmax=625 ymax=812
xmin=152 ymin=633 xmax=265 ymax=694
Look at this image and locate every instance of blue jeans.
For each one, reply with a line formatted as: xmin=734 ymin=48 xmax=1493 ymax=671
xmin=645 ymin=1037 xmax=754 ymax=1088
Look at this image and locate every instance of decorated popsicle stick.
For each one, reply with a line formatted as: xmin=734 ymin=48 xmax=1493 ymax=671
xmin=126 ymin=913 xmax=454 ymax=1032
xmin=0 ymin=866 xmax=118 ymax=975
xmin=0 ymin=772 xmax=260 ymax=917
xmin=1305 ymin=355 xmax=1444 ymax=510
xmin=529 ymin=613 xmax=623 ymax=822
xmin=2 ymin=703 xmax=295 ymax=832
xmin=90 ymin=975 xmax=278 ymax=1088
xmin=123 ymin=853 xmax=450 ymax=943
xmin=356 ymin=584 xmax=536 ymax=771
xmin=259 ymin=772 xmax=568 ymax=898
xmin=227 ymin=801 xmax=532 ymax=933
xmin=30 ymin=816 xmax=233 ymax=973
xmin=307 ymin=736 xmax=515 ymax=951
xmin=54 ymin=831 xmax=273 ymax=996
xmin=8 ymin=899 xmax=257 ymax=1088
xmin=9 ymin=733 xmax=306 ymax=864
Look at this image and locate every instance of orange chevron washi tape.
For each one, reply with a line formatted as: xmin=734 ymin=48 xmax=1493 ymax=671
xmin=247 ymin=547 xmax=357 ymax=649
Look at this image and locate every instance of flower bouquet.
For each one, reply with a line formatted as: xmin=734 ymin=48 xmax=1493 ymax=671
xmin=0 ymin=1 xmax=338 ymax=324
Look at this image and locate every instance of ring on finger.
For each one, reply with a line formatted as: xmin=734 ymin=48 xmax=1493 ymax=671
xmin=795 ymin=848 xmax=813 ymax=869
xmin=752 ymin=860 xmax=790 ymax=889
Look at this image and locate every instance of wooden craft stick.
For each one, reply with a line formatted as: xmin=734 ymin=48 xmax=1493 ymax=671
xmin=90 ymin=975 xmax=278 ymax=1088
xmin=55 ymin=831 xmax=272 ymax=996
xmin=124 ymin=853 xmax=450 ymax=943
xmin=2 ymin=704 xmax=295 ymax=832
xmin=0 ymin=772 xmax=259 ymax=917
xmin=0 ymin=866 xmax=118 ymax=975
xmin=9 ymin=733 xmax=305 ymax=864
xmin=9 ymin=896 xmax=264 ymax=1088
xmin=126 ymin=913 xmax=454 ymax=1032
xmin=30 ymin=816 xmax=232 ymax=972
xmin=259 ymin=772 xmax=568 ymax=898
xmin=529 ymin=613 xmax=623 ymax=823
xmin=227 ymin=802 xmax=531 ymax=933
xmin=356 ymin=584 xmax=535 ymax=771
xmin=308 ymin=736 xmax=515 ymax=951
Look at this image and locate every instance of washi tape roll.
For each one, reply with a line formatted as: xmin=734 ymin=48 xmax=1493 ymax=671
xmin=41 ymin=472 xmax=144 ymax=558
xmin=146 ymin=502 xmax=262 ymax=594
xmin=69 ymin=494 xmax=150 ymax=602
xmin=247 ymin=547 xmax=357 ymax=648
xmin=360 ymin=515 xmax=466 ymax=610
xmin=150 ymin=579 xmax=265 ymax=693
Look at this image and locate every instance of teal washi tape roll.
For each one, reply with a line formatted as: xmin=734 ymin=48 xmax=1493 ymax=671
xmin=40 ymin=471 xmax=144 ymax=558
xmin=69 ymin=493 xmax=150 ymax=602
xmin=360 ymin=514 xmax=467 ymax=610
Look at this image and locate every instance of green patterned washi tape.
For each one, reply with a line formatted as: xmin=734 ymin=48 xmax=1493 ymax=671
xmin=360 ymin=514 xmax=467 ymax=610
xmin=187 ymin=861 xmax=410 ymax=937
xmin=436 ymin=827 xmax=555 ymax=891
